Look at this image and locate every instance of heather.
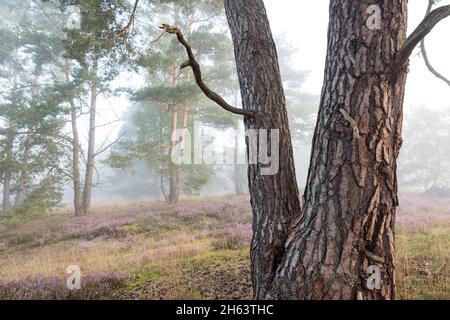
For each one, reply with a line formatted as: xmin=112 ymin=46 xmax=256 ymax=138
xmin=0 ymin=194 xmax=448 ymax=300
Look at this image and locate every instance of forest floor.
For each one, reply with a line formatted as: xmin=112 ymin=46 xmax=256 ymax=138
xmin=0 ymin=194 xmax=448 ymax=300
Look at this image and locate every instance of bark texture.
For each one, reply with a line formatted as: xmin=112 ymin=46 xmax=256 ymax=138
xmin=269 ymin=0 xmax=409 ymax=300
xmin=224 ymin=0 xmax=302 ymax=299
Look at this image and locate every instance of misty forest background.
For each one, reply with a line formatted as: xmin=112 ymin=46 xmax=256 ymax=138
xmin=0 ymin=0 xmax=448 ymax=300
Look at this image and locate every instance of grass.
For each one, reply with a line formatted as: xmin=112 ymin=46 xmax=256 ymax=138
xmin=0 ymin=194 xmax=448 ymax=300
xmin=397 ymin=225 xmax=450 ymax=299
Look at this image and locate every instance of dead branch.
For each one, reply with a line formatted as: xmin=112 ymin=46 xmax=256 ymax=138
xmin=159 ymin=24 xmax=257 ymax=119
xmin=115 ymin=0 xmax=140 ymax=38
xmin=420 ymin=0 xmax=450 ymax=87
xmin=392 ymin=4 xmax=450 ymax=75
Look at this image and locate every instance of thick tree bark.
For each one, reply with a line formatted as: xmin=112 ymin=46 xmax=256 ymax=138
xmin=224 ymin=0 xmax=302 ymax=299
xmin=82 ymin=59 xmax=99 ymax=214
xmin=269 ymin=0 xmax=409 ymax=300
xmin=65 ymin=61 xmax=84 ymax=216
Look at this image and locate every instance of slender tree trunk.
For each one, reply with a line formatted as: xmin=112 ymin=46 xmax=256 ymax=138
xmin=233 ymin=163 xmax=245 ymax=195
xmin=224 ymin=0 xmax=302 ymax=299
xmin=168 ymin=63 xmax=180 ymax=204
xmin=169 ymin=108 xmax=179 ymax=204
xmin=65 ymin=60 xmax=83 ymax=216
xmin=14 ymin=129 xmax=32 ymax=206
xmin=15 ymin=83 xmax=39 ymax=206
xmin=179 ymin=77 xmax=190 ymax=196
xmin=2 ymin=134 xmax=13 ymax=212
xmin=160 ymin=174 xmax=169 ymax=202
xmin=82 ymin=59 xmax=99 ymax=214
xmin=233 ymin=90 xmax=245 ymax=196
xmin=3 ymin=51 xmax=19 ymax=212
xmin=270 ymin=0 xmax=408 ymax=300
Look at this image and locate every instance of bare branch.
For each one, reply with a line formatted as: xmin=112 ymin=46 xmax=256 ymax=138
xmin=115 ymin=0 xmax=140 ymax=38
xmin=95 ymin=118 xmax=122 ymax=130
xmin=420 ymin=0 xmax=450 ymax=87
xmin=159 ymin=24 xmax=257 ymax=119
xmin=392 ymin=4 xmax=450 ymax=75
xmin=53 ymin=166 xmax=74 ymax=180
xmin=94 ymin=132 xmax=126 ymax=157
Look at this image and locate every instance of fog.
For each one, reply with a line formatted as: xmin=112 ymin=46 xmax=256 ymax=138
xmin=90 ymin=0 xmax=450 ymax=203
xmin=1 ymin=0 xmax=450 ymax=209
xmin=1 ymin=0 xmax=449 ymax=302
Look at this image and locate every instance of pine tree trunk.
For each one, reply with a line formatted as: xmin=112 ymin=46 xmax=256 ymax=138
xmin=15 ymin=83 xmax=39 ymax=206
xmin=82 ymin=60 xmax=98 ymax=214
xmin=270 ymin=0 xmax=408 ymax=300
xmin=169 ymin=63 xmax=180 ymax=204
xmin=65 ymin=60 xmax=83 ymax=216
xmin=14 ymin=129 xmax=32 ymax=206
xmin=3 ymin=51 xmax=19 ymax=212
xmin=234 ymin=164 xmax=245 ymax=195
xmin=169 ymin=108 xmax=179 ymax=204
xmin=2 ymin=134 xmax=13 ymax=212
xmin=224 ymin=0 xmax=302 ymax=299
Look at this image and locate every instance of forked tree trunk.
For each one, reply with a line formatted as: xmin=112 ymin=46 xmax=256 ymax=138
xmin=186 ymin=0 xmax=447 ymax=300
xmin=225 ymin=0 xmax=302 ymax=299
xmin=270 ymin=0 xmax=409 ymax=300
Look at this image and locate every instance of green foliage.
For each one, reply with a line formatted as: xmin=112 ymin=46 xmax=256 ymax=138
xmin=0 ymin=1 xmax=70 ymax=216
xmin=182 ymin=165 xmax=213 ymax=195
xmin=107 ymin=0 xmax=237 ymax=199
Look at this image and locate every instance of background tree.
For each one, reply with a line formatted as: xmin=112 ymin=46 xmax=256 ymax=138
xmin=107 ymin=0 xmax=236 ymax=203
xmin=398 ymin=106 xmax=450 ymax=194
xmin=53 ymin=0 xmax=138 ymax=214
xmin=0 ymin=3 xmax=68 ymax=215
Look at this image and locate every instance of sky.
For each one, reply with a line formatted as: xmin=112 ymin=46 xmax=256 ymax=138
xmin=264 ymin=0 xmax=450 ymax=109
xmin=97 ymin=0 xmax=450 ymax=152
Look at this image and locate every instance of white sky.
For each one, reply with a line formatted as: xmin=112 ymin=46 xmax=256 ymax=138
xmin=98 ymin=0 xmax=450 ymax=146
xmin=264 ymin=0 xmax=450 ymax=109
